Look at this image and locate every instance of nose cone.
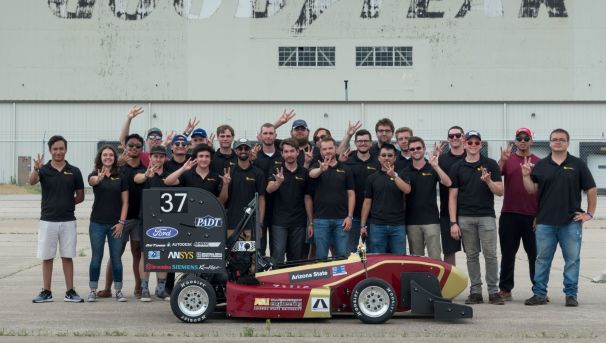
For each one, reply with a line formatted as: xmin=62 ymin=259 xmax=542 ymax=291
xmin=441 ymin=265 xmax=469 ymax=299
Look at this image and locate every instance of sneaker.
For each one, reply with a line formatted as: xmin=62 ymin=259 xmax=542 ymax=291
xmin=140 ymin=288 xmax=151 ymax=302
xmin=33 ymin=289 xmax=53 ymax=303
xmin=87 ymin=291 xmax=97 ymax=302
xmin=498 ymin=290 xmax=512 ymax=301
xmin=116 ymin=291 xmax=127 ymax=302
xmin=64 ymin=289 xmax=84 ymax=303
xmin=565 ymin=296 xmax=578 ymax=307
xmin=524 ymin=295 xmax=547 ymax=306
xmin=465 ymin=293 xmax=484 ymax=304
xmin=155 ymin=289 xmax=170 ymax=301
xmin=96 ymin=289 xmax=112 ymax=298
xmin=489 ymin=293 xmax=505 ymax=305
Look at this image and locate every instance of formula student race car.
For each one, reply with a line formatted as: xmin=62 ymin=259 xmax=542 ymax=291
xmin=142 ymin=188 xmax=473 ymax=324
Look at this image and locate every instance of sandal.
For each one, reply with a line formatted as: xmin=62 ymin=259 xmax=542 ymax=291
xmin=96 ymin=289 xmax=112 ymax=298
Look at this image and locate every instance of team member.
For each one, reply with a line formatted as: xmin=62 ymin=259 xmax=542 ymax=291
xmin=370 ymin=118 xmax=395 ymax=157
xmin=31 ymin=135 xmax=85 ymax=303
xmin=523 ymin=128 xmax=597 ymax=307
xmin=449 ymin=131 xmax=504 ymax=305
xmin=309 ymin=137 xmax=355 ymax=259
xmin=438 ymin=126 xmax=466 ymax=265
xmin=266 ymin=139 xmax=313 ymax=263
xmin=394 ymin=127 xmax=413 ymax=171
xmin=189 ymin=128 xmax=213 ymax=147
xmin=210 ymin=125 xmax=237 ymax=175
xmin=134 ymin=145 xmax=171 ymax=301
xmin=87 ymin=146 xmax=129 ymax=302
xmin=405 ymin=137 xmax=451 ymax=259
xmin=291 ymin=119 xmax=318 ymax=168
xmin=497 ymin=128 xmax=540 ymax=301
xmin=164 ymin=134 xmax=189 ymax=173
xmin=360 ymin=144 xmax=411 ymax=254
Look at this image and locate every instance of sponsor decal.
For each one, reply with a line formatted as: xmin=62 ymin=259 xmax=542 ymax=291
xmin=171 ymin=242 xmax=192 ymax=247
xmin=171 ymin=264 xmax=222 ymax=271
xmin=167 ymin=251 xmax=194 ymax=259
xmin=289 ymin=267 xmax=330 ymax=283
xmin=253 ymin=298 xmax=303 ymax=311
xmin=311 ymin=297 xmax=330 ymax=312
xmin=195 ymin=215 xmax=223 ymax=229
xmin=196 ymin=252 xmax=222 ymax=260
xmin=272 ymin=284 xmax=309 ymax=289
xmin=146 ymin=227 xmax=178 ymax=239
xmin=148 ymin=250 xmax=161 ymax=260
xmin=144 ymin=243 xmax=166 ymax=248
xmin=198 ymin=264 xmax=222 ymax=271
xmin=331 ymin=265 xmax=347 ymax=276
xmin=193 ymin=242 xmax=221 ymax=248
xmin=146 ymin=263 xmax=170 ymax=271
xmin=232 ymin=241 xmax=255 ymax=252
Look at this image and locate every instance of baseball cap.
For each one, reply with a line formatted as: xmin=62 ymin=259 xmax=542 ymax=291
xmin=190 ymin=128 xmax=207 ymax=138
xmin=150 ymin=145 xmax=167 ymax=155
xmin=234 ymin=138 xmax=252 ymax=149
xmin=292 ymin=119 xmax=308 ymax=130
xmin=172 ymin=134 xmax=188 ymax=144
xmin=465 ymin=130 xmax=482 ymax=140
xmin=515 ymin=128 xmax=532 ymax=138
xmin=147 ymin=127 xmax=162 ymax=136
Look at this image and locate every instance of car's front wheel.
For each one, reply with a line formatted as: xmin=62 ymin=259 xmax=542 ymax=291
xmin=171 ymin=276 xmax=216 ymax=323
xmin=351 ymin=278 xmax=396 ymax=324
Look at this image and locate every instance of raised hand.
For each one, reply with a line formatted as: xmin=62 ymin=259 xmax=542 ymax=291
xmin=183 ymin=158 xmax=197 ymax=170
xmin=206 ymin=133 xmax=216 ymax=146
xmin=429 ymin=153 xmax=439 ymax=168
xmin=385 ymin=161 xmax=396 ymax=178
xmin=480 ymin=167 xmax=492 ymax=183
xmin=338 ymin=148 xmax=351 ymax=162
xmin=33 ymin=153 xmax=44 ymax=170
xmin=127 ymin=105 xmax=144 ymax=119
xmin=347 ymin=120 xmax=362 ymax=136
xmin=304 ymin=146 xmax=313 ymax=164
xmin=163 ymin=130 xmax=175 ymax=146
xmin=221 ymin=167 xmax=231 ymax=186
xmin=250 ymin=144 xmax=261 ymax=161
xmin=145 ymin=165 xmax=158 ymax=178
xmin=521 ymin=156 xmax=534 ymax=176
xmin=320 ymin=155 xmax=331 ymax=172
xmin=184 ymin=117 xmax=199 ymax=134
xmin=117 ymin=152 xmax=131 ymax=166
xmin=500 ymin=143 xmax=513 ymax=162
xmin=432 ymin=141 xmax=446 ymax=157
xmin=273 ymin=167 xmax=285 ymax=184
xmin=277 ymin=109 xmax=296 ymax=125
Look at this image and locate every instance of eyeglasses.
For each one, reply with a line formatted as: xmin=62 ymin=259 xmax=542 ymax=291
xmin=448 ymin=133 xmax=462 ymax=139
xmin=147 ymin=135 xmax=162 ymax=141
xmin=379 ymin=154 xmax=394 ymax=158
xmin=174 ymin=142 xmax=187 ymax=147
xmin=377 ymin=129 xmax=392 ymax=134
xmin=127 ymin=143 xmax=142 ymax=149
xmin=314 ymin=135 xmax=326 ymax=142
xmin=516 ymin=136 xmax=531 ymax=142
xmin=467 ymin=141 xmax=482 ymax=146
xmin=409 ymin=146 xmax=423 ymax=152
xmin=236 ymin=146 xmax=251 ymax=151
xmin=355 ymin=139 xmax=371 ymax=144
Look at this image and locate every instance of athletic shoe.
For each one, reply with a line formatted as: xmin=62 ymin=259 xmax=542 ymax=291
xmin=498 ymin=290 xmax=512 ymax=301
xmin=64 ymin=289 xmax=84 ymax=303
xmin=134 ymin=287 xmax=142 ymax=299
xmin=465 ymin=293 xmax=483 ymax=304
xmin=565 ymin=296 xmax=578 ymax=307
xmin=524 ymin=295 xmax=547 ymax=306
xmin=140 ymin=289 xmax=151 ymax=302
xmin=116 ymin=291 xmax=127 ymax=302
xmin=155 ymin=289 xmax=170 ymax=301
xmin=489 ymin=293 xmax=505 ymax=305
xmin=87 ymin=291 xmax=97 ymax=302
xmin=33 ymin=289 xmax=53 ymax=303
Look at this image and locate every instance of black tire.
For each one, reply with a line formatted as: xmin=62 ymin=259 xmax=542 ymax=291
xmin=170 ymin=277 xmax=216 ymax=323
xmin=351 ymin=278 xmax=396 ymax=324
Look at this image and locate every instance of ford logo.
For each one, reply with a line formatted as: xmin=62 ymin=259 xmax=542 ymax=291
xmin=146 ymin=227 xmax=178 ymax=239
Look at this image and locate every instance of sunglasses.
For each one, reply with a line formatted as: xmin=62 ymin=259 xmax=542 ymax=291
xmin=236 ymin=146 xmax=251 ymax=151
xmin=127 ymin=143 xmax=142 ymax=149
xmin=448 ymin=133 xmax=462 ymax=139
xmin=516 ymin=136 xmax=531 ymax=142
xmin=147 ymin=135 xmax=162 ymax=141
xmin=409 ymin=146 xmax=423 ymax=152
xmin=173 ymin=142 xmax=187 ymax=147
xmin=314 ymin=135 xmax=326 ymax=142
xmin=380 ymin=154 xmax=394 ymax=158
xmin=467 ymin=141 xmax=482 ymax=146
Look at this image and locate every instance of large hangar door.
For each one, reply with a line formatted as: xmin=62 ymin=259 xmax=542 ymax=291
xmin=586 ymin=155 xmax=606 ymax=195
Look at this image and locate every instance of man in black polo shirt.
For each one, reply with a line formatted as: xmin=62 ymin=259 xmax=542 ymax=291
xmin=309 ymin=137 xmax=355 ymax=259
xmin=164 ymin=134 xmax=189 ymax=173
xmin=266 ymin=138 xmax=312 ymax=263
xmin=404 ymin=136 xmax=451 ymax=259
xmin=290 ymin=119 xmax=319 ymax=169
xmin=226 ymin=138 xmax=266 ymax=243
xmin=211 ymin=124 xmax=237 ymax=175
xmin=360 ymin=144 xmax=410 ymax=254
xmin=522 ymin=128 xmax=597 ymax=307
xmin=438 ymin=125 xmax=466 ymax=265
xmin=31 ymin=135 xmax=85 ymax=303
xmin=343 ymin=129 xmax=380 ymax=253
xmin=449 ymin=130 xmax=504 ymax=305
xmin=395 ymin=127 xmax=413 ymax=171
xmin=370 ymin=118 xmax=395 ymax=157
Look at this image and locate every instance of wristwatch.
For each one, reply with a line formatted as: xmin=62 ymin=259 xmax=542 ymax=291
xmin=450 ymin=221 xmax=458 ymax=227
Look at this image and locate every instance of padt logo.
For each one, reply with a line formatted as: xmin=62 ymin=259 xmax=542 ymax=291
xmin=195 ymin=215 xmax=223 ymax=229
xmin=146 ymin=227 xmax=178 ymax=239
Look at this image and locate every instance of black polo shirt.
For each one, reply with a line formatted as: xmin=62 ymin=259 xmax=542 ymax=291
xmin=39 ymin=161 xmax=84 ymax=222
xmin=310 ymin=161 xmax=355 ymax=219
xmin=268 ymin=165 xmax=310 ymax=227
xmin=164 ymin=158 xmax=186 ymax=174
xmin=438 ymin=150 xmax=466 ymax=215
xmin=254 ymin=150 xmax=284 ymax=178
xmin=144 ymin=169 xmax=170 ymax=189
xmin=531 ymin=153 xmax=596 ymax=225
xmin=449 ymin=156 xmax=501 ymax=217
xmin=395 ymin=154 xmax=412 ymax=173
xmin=119 ymin=163 xmax=146 ymax=220
xmin=364 ymin=170 xmax=407 ymax=225
xmin=178 ymin=169 xmax=222 ymax=196
xmin=404 ymin=162 xmax=440 ymax=225
xmin=89 ymin=171 xmax=128 ymax=225
xmin=369 ymin=143 xmax=382 ymax=157
xmin=211 ymin=149 xmax=237 ymax=175
xmin=344 ymin=152 xmax=380 ymax=218
xmin=226 ymin=164 xmax=266 ymax=230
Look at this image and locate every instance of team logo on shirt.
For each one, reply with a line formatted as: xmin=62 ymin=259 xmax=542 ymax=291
xmin=336 ymin=169 xmax=345 ymax=173
xmin=110 ymin=177 xmax=120 ymax=180
xmin=366 ymin=166 xmax=376 ymax=171
xmin=421 ymin=172 xmax=432 ymax=176
xmin=563 ymin=166 xmax=574 ymax=170
xmin=207 ymin=177 xmax=216 ymax=181
xmin=245 ymin=177 xmax=256 ymax=181
xmin=63 ymin=171 xmax=73 ymax=175
xmin=295 ymin=176 xmax=304 ymax=181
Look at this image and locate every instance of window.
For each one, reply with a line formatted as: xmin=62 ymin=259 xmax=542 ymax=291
xmin=355 ymin=46 xmax=413 ymax=67
xmin=278 ymin=46 xmax=335 ymax=67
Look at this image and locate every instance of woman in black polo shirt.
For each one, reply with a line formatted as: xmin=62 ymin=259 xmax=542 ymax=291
xmin=87 ymin=145 xmax=129 ymax=302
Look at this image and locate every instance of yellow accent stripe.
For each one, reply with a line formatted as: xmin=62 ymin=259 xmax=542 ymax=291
xmin=303 ymin=288 xmax=332 ymax=318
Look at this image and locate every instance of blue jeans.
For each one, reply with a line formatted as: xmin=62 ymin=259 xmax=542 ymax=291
xmin=347 ymin=218 xmax=361 ymax=254
xmin=368 ymin=224 xmax=406 ymax=254
xmin=532 ymin=221 xmax=582 ymax=298
xmin=313 ymin=218 xmax=350 ymax=259
xmin=89 ymin=222 xmax=124 ymax=290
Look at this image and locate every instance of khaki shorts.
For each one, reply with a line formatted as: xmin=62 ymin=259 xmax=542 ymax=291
xmin=37 ymin=220 xmax=77 ymax=260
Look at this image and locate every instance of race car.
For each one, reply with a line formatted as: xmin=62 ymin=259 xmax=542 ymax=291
xmin=142 ymin=188 xmax=473 ymax=324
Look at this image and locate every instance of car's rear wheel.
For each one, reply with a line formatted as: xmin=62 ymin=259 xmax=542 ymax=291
xmin=351 ymin=278 xmax=396 ymax=324
xmin=171 ymin=276 xmax=216 ymax=323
